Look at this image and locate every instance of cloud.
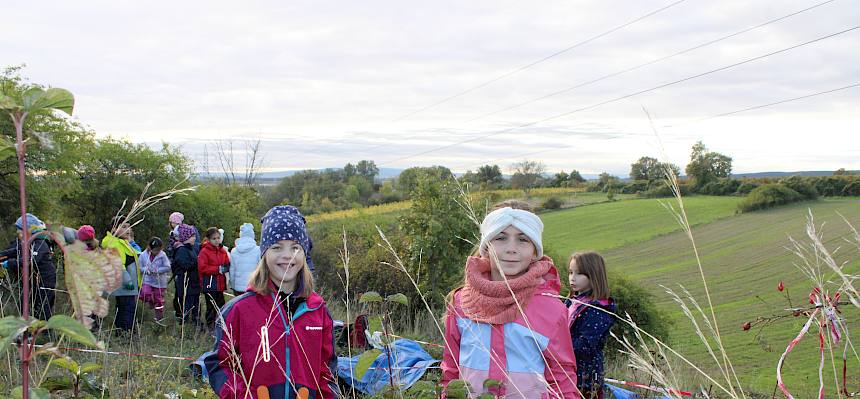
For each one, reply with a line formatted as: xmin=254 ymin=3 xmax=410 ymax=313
xmin=4 ymin=0 xmax=858 ymax=174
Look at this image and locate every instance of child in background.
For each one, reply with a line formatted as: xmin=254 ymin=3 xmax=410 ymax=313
xmin=139 ymin=237 xmax=171 ymax=326
xmin=198 ymin=227 xmax=230 ymax=329
xmin=102 ymin=223 xmax=140 ymax=335
xmin=567 ymin=252 xmax=616 ymax=399
xmin=441 ymin=201 xmax=579 ymax=398
xmin=203 ymin=205 xmax=337 ymax=398
xmin=0 ymin=213 xmax=56 ymax=321
xmin=76 ymin=225 xmax=99 ymax=251
xmin=173 ymin=224 xmax=201 ymax=325
xmin=229 ymin=223 xmax=260 ymax=295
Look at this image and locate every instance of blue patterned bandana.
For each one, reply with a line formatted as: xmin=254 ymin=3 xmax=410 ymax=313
xmin=260 ymin=205 xmax=314 ymax=271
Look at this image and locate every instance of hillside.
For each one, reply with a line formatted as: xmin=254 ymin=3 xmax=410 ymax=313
xmin=543 ymin=197 xmax=860 ymax=395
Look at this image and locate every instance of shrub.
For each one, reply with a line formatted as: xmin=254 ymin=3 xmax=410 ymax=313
xmin=842 ymin=181 xmax=860 ymax=196
xmin=641 ymin=181 xmax=691 ymax=198
xmin=735 ymin=181 xmax=761 ymax=195
xmin=604 ymin=273 xmax=672 ymax=361
xmin=810 ymin=176 xmax=856 ymax=196
xmin=542 ymin=197 xmax=563 ymax=210
xmin=620 ymin=180 xmax=649 ymax=194
xmin=779 ymin=176 xmax=818 ymax=200
xmin=699 ymin=178 xmax=740 ymax=196
xmin=737 ymin=184 xmax=803 ymax=213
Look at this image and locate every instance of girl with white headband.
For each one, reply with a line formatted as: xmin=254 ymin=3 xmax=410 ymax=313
xmin=441 ymin=201 xmax=580 ymax=398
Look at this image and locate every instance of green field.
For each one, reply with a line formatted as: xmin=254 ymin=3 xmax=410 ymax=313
xmin=544 ymin=197 xmax=860 ymax=396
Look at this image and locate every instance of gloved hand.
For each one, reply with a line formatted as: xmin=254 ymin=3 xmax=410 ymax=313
xmin=1 ymin=260 xmax=8 ymax=269
xmin=124 ymin=282 xmax=134 ymax=290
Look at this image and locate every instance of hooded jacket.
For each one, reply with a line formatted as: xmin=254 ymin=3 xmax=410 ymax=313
xmin=203 ymin=284 xmax=338 ymax=398
xmin=229 ymin=223 xmax=260 ymax=292
xmin=198 ymin=241 xmax=230 ymax=292
xmin=441 ymin=260 xmax=580 ymax=399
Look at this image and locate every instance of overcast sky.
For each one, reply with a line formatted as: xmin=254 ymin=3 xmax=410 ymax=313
xmin=4 ymin=0 xmax=859 ymax=175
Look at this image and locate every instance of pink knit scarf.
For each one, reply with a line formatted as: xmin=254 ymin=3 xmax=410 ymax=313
xmin=460 ymin=256 xmax=552 ymax=324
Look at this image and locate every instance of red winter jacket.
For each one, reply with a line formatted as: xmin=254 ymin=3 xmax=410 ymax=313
xmin=198 ymin=242 xmax=230 ymax=292
xmin=203 ymin=285 xmax=338 ymax=398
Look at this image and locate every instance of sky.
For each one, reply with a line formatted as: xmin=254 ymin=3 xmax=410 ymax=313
xmin=4 ymin=0 xmax=859 ymax=176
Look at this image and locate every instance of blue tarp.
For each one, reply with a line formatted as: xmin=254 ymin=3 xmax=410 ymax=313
xmin=337 ymin=339 xmax=439 ymax=396
xmin=606 ymin=383 xmax=673 ymax=399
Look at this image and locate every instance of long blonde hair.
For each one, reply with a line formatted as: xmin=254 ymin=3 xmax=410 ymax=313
xmin=248 ymin=255 xmax=314 ymax=297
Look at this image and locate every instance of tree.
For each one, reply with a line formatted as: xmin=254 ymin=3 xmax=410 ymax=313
xmin=355 ymin=160 xmax=379 ymax=181
xmin=630 ymin=156 xmax=681 ymax=181
xmin=476 ymin=164 xmax=503 ymax=186
xmin=399 ymin=173 xmax=475 ymax=307
xmin=569 ymin=170 xmax=586 ymax=184
xmin=685 ymin=141 xmax=732 ymax=189
xmin=395 ymin=166 xmax=452 ymax=198
xmin=834 ymin=168 xmax=855 ymax=176
xmin=208 ymin=138 xmax=266 ymax=186
xmin=552 ymin=171 xmax=570 ymax=187
xmin=510 ymin=159 xmax=546 ymax=195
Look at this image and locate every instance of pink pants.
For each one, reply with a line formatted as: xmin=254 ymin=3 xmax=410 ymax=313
xmin=139 ymin=284 xmax=166 ymax=319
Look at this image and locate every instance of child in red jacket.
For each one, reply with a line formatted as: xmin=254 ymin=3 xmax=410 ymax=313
xmin=203 ymin=206 xmax=338 ymax=398
xmin=199 ymin=227 xmax=231 ymax=330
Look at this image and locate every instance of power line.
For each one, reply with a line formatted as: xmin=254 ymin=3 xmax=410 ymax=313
xmin=452 ymin=81 xmax=860 ymax=172
xmin=305 ymin=0 xmax=835 ymax=162
xmin=456 ymin=0 xmax=839 ymax=124
xmin=388 ymin=0 xmax=690 ymax=123
xmin=376 ymin=24 xmax=860 ymax=167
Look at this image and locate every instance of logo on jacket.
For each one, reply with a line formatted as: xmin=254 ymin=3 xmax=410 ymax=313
xmin=305 ymin=326 xmax=322 ymax=331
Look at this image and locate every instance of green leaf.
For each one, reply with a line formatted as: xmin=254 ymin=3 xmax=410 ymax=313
xmin=11 ymin=386 xmax=51 ymax=399
xmin=0 ymin=94 xmax=17 ymax=110
xmin=37 ymin=88 xmax=74 ymax=115
xmin=444 ymin=380 xmax=470 ymax=399
xmin=21 ymin=87 xmax=45 ymax=110
xmin=40 ymin=376 xmax=75 ymax=392
xmin=45 ymin=315 xmax=100 ymax=348
xmin=354 ymin=349 xmax=381 ymax=380
xmin=27 ymin=319 xmax=46 ymax=334
xmin=21 ymin=87 xmax=74 ymax=115
xmin=482 ymin=378 xmax=503 ymax=389
xmin=50 ymin=356 xmax=80 ymax=374
xmin=0 ymin=316 xmax=29 ymax=351
xmin=385 ymin=293 xmax=409 ymax=306
xmin=79 ymin=362 xmax=102 ymax=374
xmin=477 ymin=394 xmax=495 ymax=399
xmin=359 ymin=291 xmax=383 ymax=303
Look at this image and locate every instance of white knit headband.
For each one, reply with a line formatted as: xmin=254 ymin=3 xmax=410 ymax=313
xmin=479 ymin=207 xmax=544 ymax=258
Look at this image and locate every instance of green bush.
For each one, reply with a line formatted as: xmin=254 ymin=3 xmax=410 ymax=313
xmin=810 ymin=176 xmax=858 ymax=196
xmin=604 ymin=273 xmax=672 ymax=361
xmin=842 ymin=181 xmax=860 ymax=196
xmin=640 ymin=181 xmax=691 ymax=198
xmin=737 ymin=184 xmax=803 ymax=213
xmin=735 ymin=181 xmax=761 ymax=195
xmin=620 ymin=180 xmax=649 ymax=194
xmin=541 ymin=197 xmax=563 ymax=210
xmin=699 ymin=178 xmax=740 ymax=196
xmin=779 ymin=176 xmax=818 ymax=200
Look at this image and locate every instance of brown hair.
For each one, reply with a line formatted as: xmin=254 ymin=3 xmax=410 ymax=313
xmin=204 ymin=227 xmax=220 ymax=240
xmin=569 ymin=251 xmax=610 ymax=299
xmin=248 ymin=255 xmax=314 ymax=298
xmin=491 ymin=199 xmax=532 ymax=212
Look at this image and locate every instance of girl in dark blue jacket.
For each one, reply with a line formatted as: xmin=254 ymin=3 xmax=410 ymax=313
xmin=566 ymin=251 xmax=616 ymax=399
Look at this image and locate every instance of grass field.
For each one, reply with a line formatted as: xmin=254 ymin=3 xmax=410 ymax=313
xmin=543 ymin=197 xmax=860 ymax=396
xmin=542 ymin=195 xmax=743 ymax=255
